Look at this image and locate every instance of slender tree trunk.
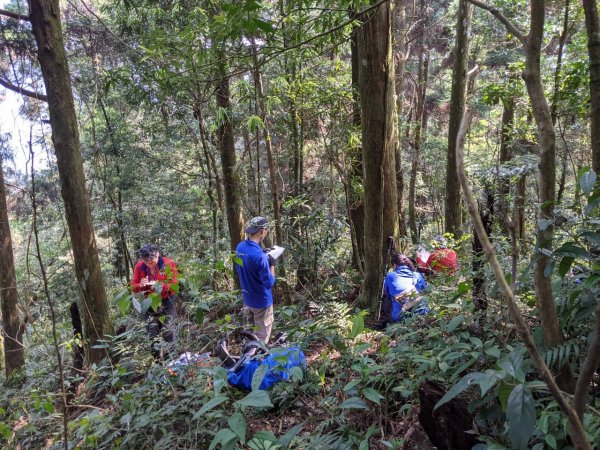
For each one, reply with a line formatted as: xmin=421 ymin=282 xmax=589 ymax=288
xmin=583 ymin=0 xmax=600 ymax=173
xmin=409 ymin=56 xmax=429 ymax=244
xmin=445 ymin=0 xmax=472 ymax=236
xmin=253 ymin=62 xmax=291 ymax=304
xmin=30 ymin=0 xmax=112 ymax=364
xmin=523 ymin=0 xmax=562 ymax=348
xmin=216 ymin=73 xmax=244 ymax=250
xmin=394 ymin=0 xmax=408 ymax=237
xmin=356 ymin=0 xmax=398 ymax=311
xmin=498 ymin=95 xmax=515 ymax=235
xmin=0 ymin=154 xmax=25 ymax=376
xmin=349 ymin=18 xmax=365 ymax=270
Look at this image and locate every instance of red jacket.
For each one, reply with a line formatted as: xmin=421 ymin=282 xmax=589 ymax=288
xmin=426 ymin=249 xmax=458 ymax=273
xmin=131 ymin=256 xmax=178 ymax=299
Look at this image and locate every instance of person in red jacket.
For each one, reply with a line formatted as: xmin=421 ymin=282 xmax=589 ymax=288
xmin=426 ymin=235 xmax=458 ymax=273
xmin=131 ymin=244 xmax=179 ymax=359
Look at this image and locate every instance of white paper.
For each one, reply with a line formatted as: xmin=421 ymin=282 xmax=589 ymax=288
xmin=266 ymin=245 xmax=285 ymax=261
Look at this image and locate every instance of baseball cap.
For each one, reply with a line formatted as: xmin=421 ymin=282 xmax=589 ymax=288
xmin=245 ymin=216 xmax=270 ymax=234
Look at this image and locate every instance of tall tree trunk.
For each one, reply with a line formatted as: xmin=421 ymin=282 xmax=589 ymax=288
xmin=30 ymin=0 xmax=112 ymax=364
xmin=583 ymin=0 xmax=600 ymax=173
xmin=253 ymin=62 xmax=291 ymax=304
xmin=394 ymin=0 xmax=408 ymax=237
xmin=445 ymin=0 xmax=472 ymax=236
xmin=0 ymin=154 xmax=25 ymax=376
xmin=349 ymin=18 xmax=365 ymax=270
xmin=498 ymin=95 xmax=515 ymax=235
xmin=409 ymin=55 xmax=429 ymax=244
xmin=216 ymin=73 xmax=244 ymax=250
xmin=356 ymin=1 xmax=398 ymax=311
xmin=523 ymin=0 xmax=562 ymax=348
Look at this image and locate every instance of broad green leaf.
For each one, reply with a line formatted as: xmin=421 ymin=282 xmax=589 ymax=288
xmin=251 ymin=363 xmax=268 ymax=391
xmin=545 ymin=433 xmax=557 ymax=449
xmin=554 ymin=243 xmax=590 ymax=260
xmin=579 ymin=170 xmax=597 ymax=196
xmin=580 ymin=231 xmax=600 ymax=247
xmin=343 ymin=379 xmax=361 ymax=392
xmin=446 ymin=315 xmax=464 ymax=333
xmin=348 ymin=313 xmax=365 ymax=339
xmin=289 ymin=366 xmax=304 ymax=382
xmin=362 ymin=387 xmax=385 ymax=404
xmin=339 ymin=397 xmax=368 ymax=409
xmin=140 ymin=297 xmax=152 ymax=315
xmin=117 ymin=294 xmax=132 ymax=316
xmin=193 ymin=395 xmax=228 ymax=420
xmin=279 ymin=424 xmax=303 ymax=447
xmin=498 ymin=382 xmax=513 ymax=411
xmin=558 ymin=257 xmax=574 ymax=278
xmin=236 ymin=390 xmax=273 ymax=408
xmin=434 ymin=372 xmax=484 ymax=410
xmin=208 ymin=428 xmax=238 ymax=450
xmin=228 ymin=413 xmax=246 ymax=443
xmin=506 ymin=384 xmax=535 ymax=450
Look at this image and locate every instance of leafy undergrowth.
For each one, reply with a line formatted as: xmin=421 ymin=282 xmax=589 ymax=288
xmin=2 ymin=273 xmax=600 ymax=449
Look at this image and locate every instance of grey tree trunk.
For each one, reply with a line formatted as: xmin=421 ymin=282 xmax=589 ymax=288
xmin=445 ymin=0 xmax=472 ymax=236
xmin=0 ymin=153 xmax=25 ymax=376
xmin=356 ymin=1 xmax=398 ymax=311
xmin=29 ymin=0 xmax=112 ymax=364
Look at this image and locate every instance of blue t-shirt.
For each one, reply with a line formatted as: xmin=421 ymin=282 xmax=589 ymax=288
xmin=235 ymin=240 xmax=276 ymax=308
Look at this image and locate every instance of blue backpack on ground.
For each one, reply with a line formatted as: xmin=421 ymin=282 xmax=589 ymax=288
xmin=216 ymin=331 xmax=306 ymax=391
xmin=227 ymin=346 xmax=306 ymax=391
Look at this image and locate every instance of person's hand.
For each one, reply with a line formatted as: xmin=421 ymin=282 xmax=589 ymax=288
xmin=268 ymin=254 xmax=275 ymax=266
xmin=140 ymin=277 xmax=149 ymax=286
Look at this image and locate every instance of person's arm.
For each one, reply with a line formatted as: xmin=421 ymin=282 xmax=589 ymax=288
xmin=259 ymin=254 xmax=276 ymax=289
xmin=131 ymin=263 xmax=148 ymax=293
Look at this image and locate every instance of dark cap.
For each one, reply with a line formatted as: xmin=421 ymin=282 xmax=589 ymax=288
xmin=245 ymin=216 xmax=269 ymax=234
xmin=139 ymin=244 xmax=159 ymax=259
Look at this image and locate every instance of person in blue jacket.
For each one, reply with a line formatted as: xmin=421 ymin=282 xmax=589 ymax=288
xmin=382 ymin=253 xmax=429 ymax=324
xmin=235 ymin=217 xmax=276 ymax=343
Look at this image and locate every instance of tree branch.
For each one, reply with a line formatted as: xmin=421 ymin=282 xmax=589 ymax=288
xmin=0 ymin=8 xmax=29 ymax=21
xmin=456 ymin=109 xmax=592 ymax=450
xmin=573 ymin=299 xmax=600 ymax=419
xmin=466 ymin=0 xmax=526 ymax=44
xmin=0 ymin=77 xmax=47 ymax=102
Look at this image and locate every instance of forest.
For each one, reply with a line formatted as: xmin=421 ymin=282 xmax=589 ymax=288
xmin=1 ymin=0 xmax=600 ymax=447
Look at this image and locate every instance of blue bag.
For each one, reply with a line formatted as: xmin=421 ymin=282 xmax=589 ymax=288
xmin=227 ymin=346 xmax=306 ymax=391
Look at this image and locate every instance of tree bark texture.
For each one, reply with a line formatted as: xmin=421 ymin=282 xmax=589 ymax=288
xmin=216 ymin=74 xmax=245 ymax=250
xmin=356 ymin=1 xmax=398 ymax=311
xmin=445 ymin=0 xmax=472 ymax=237
xmin=29 ymin=0 xmax=112 ymax=364
xmin=349 ymin=19 xmax=365 ymax=270
xmin=394 ymin=0 xmax=407 ymax=237
xmin=0 ymin=154 xmax=25 ymax=376
xmin=498 ymin=96 xmax=515 ymax=235
xmin=583 ymin=0 xmax=600 ymax=174
xmin=522 ymin=0 xmax=563 ymax=351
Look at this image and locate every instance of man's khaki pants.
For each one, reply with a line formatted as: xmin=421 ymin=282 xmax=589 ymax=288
xmin=244 ymin=305 xmax=274 ymax=343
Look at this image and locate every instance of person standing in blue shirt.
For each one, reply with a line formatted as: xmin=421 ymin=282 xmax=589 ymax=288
xmin=235 ymin=217 xmax=276 ymax=343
